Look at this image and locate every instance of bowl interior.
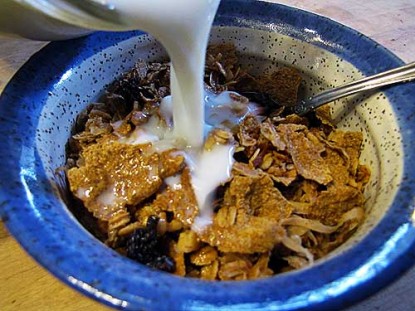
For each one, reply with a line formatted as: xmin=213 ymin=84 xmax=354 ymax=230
xmin=37 ymin=26 xmax=402 ymax=260
xmin=2 ymin=2 xmax=414 ymax=310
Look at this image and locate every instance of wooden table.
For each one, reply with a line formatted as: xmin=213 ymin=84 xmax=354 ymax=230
xmin=1 ymin=1 xmax=414 ymax=310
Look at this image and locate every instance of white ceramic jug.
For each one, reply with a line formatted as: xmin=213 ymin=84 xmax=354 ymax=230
xmin=0 ymin=0 xmax=217 ymax=42
xmin=0 ymin=1 xmax=95 ymax=40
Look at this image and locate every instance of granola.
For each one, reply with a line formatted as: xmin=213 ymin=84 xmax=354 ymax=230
xmin=63 ymin=44 xmax=370 ymax=279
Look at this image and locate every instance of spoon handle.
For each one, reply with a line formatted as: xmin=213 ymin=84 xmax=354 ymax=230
xmin=294 ymin=61 xmax=415 ymax=115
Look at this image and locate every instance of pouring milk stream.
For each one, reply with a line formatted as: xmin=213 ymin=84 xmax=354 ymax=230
xmin=98 ymin=0 xmax=240 ymax=230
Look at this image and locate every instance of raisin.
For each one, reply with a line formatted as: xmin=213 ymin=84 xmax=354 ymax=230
xmin=126 ymin=216 xmax=159 ymax=264
xmin=126 ymin=216 xmax=176 ymax=272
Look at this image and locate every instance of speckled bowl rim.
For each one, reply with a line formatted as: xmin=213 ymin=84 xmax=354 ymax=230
xmin=1 ymin=1 xmax=415 ymax=310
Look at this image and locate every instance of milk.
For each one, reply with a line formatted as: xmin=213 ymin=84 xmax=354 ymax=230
xmin=190 ymin=144 xmax=235 ymax=231
xmin=105 ymin=0 xmax=240 ymax=229
xmin=109 ymin=0 xmax=221 ymax=147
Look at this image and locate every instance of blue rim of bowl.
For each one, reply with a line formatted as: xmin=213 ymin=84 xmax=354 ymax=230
xmin=1 ymin=0 xmax=414 ymax=310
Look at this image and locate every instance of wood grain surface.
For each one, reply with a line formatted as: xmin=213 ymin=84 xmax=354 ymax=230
xmin=1 ymin=1 xmax=414 ymax=310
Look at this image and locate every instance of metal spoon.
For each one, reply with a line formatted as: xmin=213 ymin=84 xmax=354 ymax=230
xmin=293 ymin=61 xmax=415 ymax=116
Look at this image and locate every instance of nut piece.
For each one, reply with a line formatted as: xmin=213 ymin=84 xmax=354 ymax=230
xmin=190 ymin=246 xmax=218 ymax=266
xmin=177 ymin=230 xmax=201 ymax=253
xmin=260 ymin=153 xmax=274 ymax=170
xmin=200 ymin=260 xmax=219 ymax=280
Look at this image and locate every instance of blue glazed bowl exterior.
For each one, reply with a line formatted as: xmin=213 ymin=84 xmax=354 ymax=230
xmin=0 ymin=1 xmax=414 ymax=310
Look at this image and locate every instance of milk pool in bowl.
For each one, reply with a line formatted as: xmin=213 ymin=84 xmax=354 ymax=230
xmin=0 ymin=1 xmax=414 ymax=310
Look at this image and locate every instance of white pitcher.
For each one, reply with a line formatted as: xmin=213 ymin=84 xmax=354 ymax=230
xmin=0 ymin=1 xmax=97 ymax=40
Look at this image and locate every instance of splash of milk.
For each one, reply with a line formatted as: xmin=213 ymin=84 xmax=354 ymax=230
xmin=109 ymin=0 xmax=221 ymax=147
xmin=189 ymin=144 xmax=235 ymax=231
xmin=119 ymin=91 xmax=258 ymax=229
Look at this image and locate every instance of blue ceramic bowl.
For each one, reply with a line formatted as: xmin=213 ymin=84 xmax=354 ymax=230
xmin=1 ymin=1 xmax=414 ymax=310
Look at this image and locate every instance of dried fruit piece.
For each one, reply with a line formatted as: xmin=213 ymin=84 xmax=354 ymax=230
xmin=126 ymin=216 xmax=175 ymax=272
xmin=126 ymin=217 xmax=158 ymax=261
